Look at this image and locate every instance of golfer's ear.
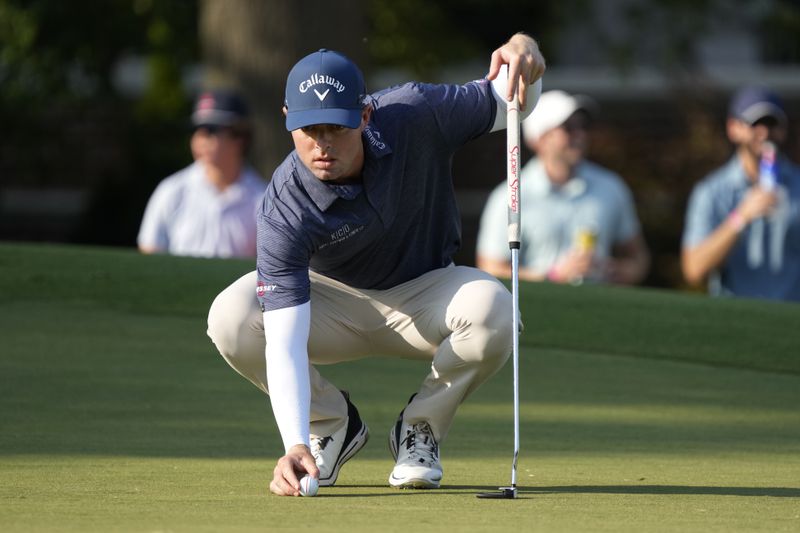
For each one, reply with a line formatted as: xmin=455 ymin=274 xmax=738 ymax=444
xmin=362 ymin=104 xmax=372 ymax=120
xmin=282 ymin=105 xmax=288 ymax=117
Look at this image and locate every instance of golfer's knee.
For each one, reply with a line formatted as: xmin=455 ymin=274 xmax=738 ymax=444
xmin=478 ymin=303 xmax=514 ymax=366
xmin=206 ymin=275 xmax=261 ymax=361
xmin=453 ymin=281 xmax=514 ymax=365
xmin=208 ymin=291 xmax=268 ymax=387
xmin=207 ymin=290 xmax=240 ymax=358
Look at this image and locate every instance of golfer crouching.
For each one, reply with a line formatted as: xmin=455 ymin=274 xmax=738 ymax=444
xmin=207 ymin=33 xmax=544 ymax=496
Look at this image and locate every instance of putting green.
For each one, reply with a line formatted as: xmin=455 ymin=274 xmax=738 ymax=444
xmin=1 ymin=243 xmax=798 ymax=532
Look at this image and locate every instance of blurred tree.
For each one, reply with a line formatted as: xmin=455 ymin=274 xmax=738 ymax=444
xmin=2 ymin=0 xmax=800 ymax=288
xmin=199 ymin=0 xmax=368 ymax=177
xmin=0 ymin=0 xmax=199 ymax=245
xmin=366 ymin=0 xmax=561 ymax=77
xmin=761 ymin=0 xmax=800 ymax=64
xmin=0 ymin=0 xmax=196 ymax=109
xmin=594 ymin=0 xmax=715 ymax=73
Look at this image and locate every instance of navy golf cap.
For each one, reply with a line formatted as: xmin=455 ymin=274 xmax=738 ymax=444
xmin=192 ymin=89 xmax=250 ymax=128
xmin=729 ymin=86 xmax=787 ymax=126
xmin=284 ymin=49 xmax=366 ymax=131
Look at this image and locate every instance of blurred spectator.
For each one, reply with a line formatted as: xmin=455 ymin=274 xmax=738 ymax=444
xmin=137 ymin=89 xmax=266 ymax=258
xmin=476 ymin=90 xmax=650 ymax=285
xmin=682 ymin=86 xmax=800 ymax=301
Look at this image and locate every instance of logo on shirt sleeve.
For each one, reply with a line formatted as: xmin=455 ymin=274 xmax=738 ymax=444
xmin=256 ymin=280 xmax=277 ymax=298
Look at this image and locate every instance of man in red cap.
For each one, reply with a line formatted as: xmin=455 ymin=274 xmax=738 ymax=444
xmin=138 ymin=89 xmax=266 ymax=258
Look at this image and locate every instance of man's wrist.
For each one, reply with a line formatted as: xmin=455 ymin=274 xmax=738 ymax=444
xmin=286 ymin=443 xmax=310 ymax=455
xmin=547 ymin=265 xmax=564 ymax=283
xmin=726 ymin=209 xmax=746 ymax=233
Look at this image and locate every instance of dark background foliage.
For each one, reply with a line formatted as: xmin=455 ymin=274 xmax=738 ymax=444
xmin=2 ymin=0 xmax=800 ymax=289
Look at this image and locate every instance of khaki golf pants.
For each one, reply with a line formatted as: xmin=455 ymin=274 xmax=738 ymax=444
xmin=207 ymin=265 xmax=513 ymax=442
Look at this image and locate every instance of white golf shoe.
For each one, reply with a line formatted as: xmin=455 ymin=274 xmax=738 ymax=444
xmin=310 ymin=391 xmax=369 ymax=487
xmin=388 ymin=409 xmax=443 ymax=489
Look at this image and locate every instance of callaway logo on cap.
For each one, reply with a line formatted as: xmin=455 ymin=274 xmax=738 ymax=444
xmin=284 ymin=49 xmax=366 ymax=131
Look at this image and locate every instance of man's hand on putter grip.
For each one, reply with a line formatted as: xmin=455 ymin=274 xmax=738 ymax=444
xmin=486 ymin=32 xmax=546 ymax=110
xmin=270 ymin=444 xmax=319 ymax=497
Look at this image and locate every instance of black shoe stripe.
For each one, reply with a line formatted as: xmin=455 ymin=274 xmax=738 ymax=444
xmin=388 ymin=392 xmax=417 ymax=460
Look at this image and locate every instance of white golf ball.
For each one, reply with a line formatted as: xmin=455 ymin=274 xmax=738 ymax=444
xmin=299 ymin=474 xmax=319 ymax=497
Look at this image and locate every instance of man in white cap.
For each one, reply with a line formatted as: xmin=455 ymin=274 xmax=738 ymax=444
xmin=138 ymin=89 xmax=266 ymax=258
xmin=206 ymin=34 xmax=546 ymax=496
xmin=682 ymin=85 xmax=800 ymax=301
xmin=477 ymin=90 xmax=650 ymax=285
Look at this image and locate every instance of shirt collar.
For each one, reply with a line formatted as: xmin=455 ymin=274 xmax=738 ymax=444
xmin=528 ymin=159 xmax=588 ymax=198
xmin=728 ymin=155 xmax=751 ymax=187
xmin=294 ymin=156 xmax=352 ymax=211
xmin=191 ymin=161 xmax=252 ymax=201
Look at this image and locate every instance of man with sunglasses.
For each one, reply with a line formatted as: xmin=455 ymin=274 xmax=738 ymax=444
xmin=682 ymin=86 xmax=800 ymax=301
xmin=138 ymin=89 xmax=266 ymax=258
xmin=477 ymin=90 xmax=650 ymax=285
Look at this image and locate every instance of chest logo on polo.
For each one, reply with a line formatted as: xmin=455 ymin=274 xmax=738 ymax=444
xmin=319 ymin=223 xmax=365 ymax=250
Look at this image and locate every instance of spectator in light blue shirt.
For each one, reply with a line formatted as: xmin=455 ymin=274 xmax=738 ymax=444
xmin=682 ymin=86 xmax=800 ymax=302
xmin=476 ymin=90 xmax=650 ymax=285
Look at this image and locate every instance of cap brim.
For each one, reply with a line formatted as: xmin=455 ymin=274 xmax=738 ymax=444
xmin=523 ymin=100 xmax=582 ymax=140
xmin=286 ymin=108 xmax=362 ymax=131
xmin=739 ymin=103 xmax=788 ymax=126
xmin=192 ymin=110 xmax=245 ymax=127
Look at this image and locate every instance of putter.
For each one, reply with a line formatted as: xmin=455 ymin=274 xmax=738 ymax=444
xmin=478 ymin=85 xmax=521 ymax=500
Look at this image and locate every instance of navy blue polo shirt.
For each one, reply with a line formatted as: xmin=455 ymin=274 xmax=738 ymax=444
xmin=256 ymin=80 xmax=497 ymax=311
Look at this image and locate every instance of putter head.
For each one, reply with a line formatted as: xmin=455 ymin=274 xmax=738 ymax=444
xmin=476 ymin=486 xmax=517 ymax=499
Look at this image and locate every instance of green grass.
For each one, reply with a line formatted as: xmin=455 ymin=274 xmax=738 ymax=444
xmin=1 ymin=242 xmax=799 ymax=532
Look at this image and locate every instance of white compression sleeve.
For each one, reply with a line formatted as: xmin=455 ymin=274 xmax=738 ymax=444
xmin=263 ymin=302 xmax=311 ymax=452
xmin=489 ymin=64 xmax=543 ymax=132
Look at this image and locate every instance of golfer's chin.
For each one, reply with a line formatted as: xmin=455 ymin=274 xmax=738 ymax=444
xmin=310 ymin=168 xmax=341 ymax=182
xmin=311 ymin=166 xmax=362 ymax=184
